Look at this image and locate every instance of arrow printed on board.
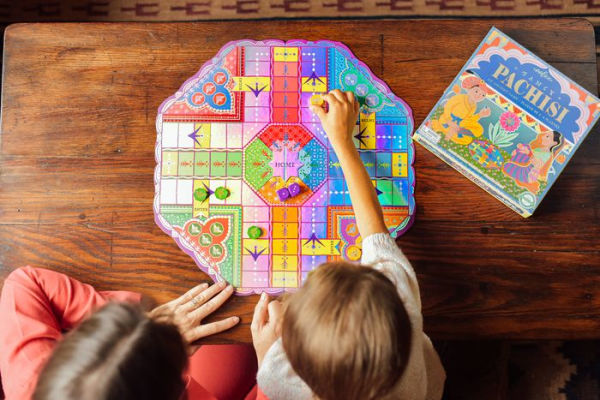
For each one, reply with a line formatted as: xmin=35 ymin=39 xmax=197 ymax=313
xmin=188 ymin=125 xmax=202 ymax=145
xmin=304 ymin=232 xmax=324 ymax=249
xmin=247 ymin=82 xmax=268 ymax=97
xmin=354 ymin=127 xmax=369 ymax=147
xmin=245 ymin=246 xmax=266 ymax=261
xmin=304 ymin=71 xmax=325 ymax=86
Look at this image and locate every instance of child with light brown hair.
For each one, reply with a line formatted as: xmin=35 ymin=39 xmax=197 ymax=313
xmin=251 ymin=89 xmax=446 ymax=400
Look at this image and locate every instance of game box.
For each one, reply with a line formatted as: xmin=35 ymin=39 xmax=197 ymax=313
xmin=415 ymin=27 xmax=600 ymax=217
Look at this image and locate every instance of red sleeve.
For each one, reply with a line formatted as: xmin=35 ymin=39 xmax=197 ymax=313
xmin=0 ymin=266 xmax=141 ymax=400
xmin=182 ymin=376 xmax=219 ymax=400
xmin=256 ymin=387 xmax=270 ymax=400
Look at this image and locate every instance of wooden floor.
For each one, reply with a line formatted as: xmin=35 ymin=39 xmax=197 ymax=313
xmin=0 ymin=19 xmax=598 ymax=343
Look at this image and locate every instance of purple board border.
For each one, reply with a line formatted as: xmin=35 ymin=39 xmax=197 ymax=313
xmin=154 ymin=39 xmax=416 ymax=295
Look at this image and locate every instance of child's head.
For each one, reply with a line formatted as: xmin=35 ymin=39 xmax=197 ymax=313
xmin=282 ymin=262 xmax=412 ymax=400
xmin=34 ymin=303 xmax=187 ymax=400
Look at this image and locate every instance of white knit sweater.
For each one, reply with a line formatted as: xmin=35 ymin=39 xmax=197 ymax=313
xmin=256 ymin=233 xmax=446 ymax=400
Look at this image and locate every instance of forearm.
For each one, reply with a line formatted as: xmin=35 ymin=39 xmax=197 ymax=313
xmin=335 ymin=144 xmax=388 ymax=238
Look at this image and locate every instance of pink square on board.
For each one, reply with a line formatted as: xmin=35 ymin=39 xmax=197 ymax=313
xmin=245 ymin=91 xmax=269 ymax=107
xmin=245 ymin=107 xmax=270 ymax=123
xmin=244 ymin=60 xmax=270 ymax=76
xmin=241 ymin=122 xmax=265 ymax=146
xmin=301 ymin=255 xmax=327 ymax=271
xmin=300 ymin=92 xmax=314 ymax=108
xmin=242 ymin=255 xmax=269 ymax=272
xmin=243 ymin=206 xmax=270 ymax=222
xmin=301 ymin=206 xmax=327 ymax=223
xmin=242 ymin=271 xmax=270 ymax=288
xmin=300 ymin=222 xmax=327 ymax=238
xmin=301 ymin=108 xmax=319 ymax=124
xmin=302 ymin=184 xmax=328 ymax=208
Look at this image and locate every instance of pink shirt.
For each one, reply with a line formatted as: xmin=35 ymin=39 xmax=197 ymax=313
xmin=0 ymin=267 xmax=225 ymax=400
xmin=0 ymin=267 xmax=268 ymax=400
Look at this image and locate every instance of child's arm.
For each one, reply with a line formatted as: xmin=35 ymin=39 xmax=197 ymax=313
xmin=310 ymin=90 xmax=388 ymax=238
xmin=311 ymin=90 xmax=422 ymax=313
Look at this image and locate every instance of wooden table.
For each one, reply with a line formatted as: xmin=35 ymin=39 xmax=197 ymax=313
xmin=1 ymin=19 xmax=598 ymax=342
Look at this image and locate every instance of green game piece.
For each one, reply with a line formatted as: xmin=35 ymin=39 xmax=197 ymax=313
xmin=248 ymin=226 xmax=262 ymax=239
xmin=215 ymin=186 xmax=230 ymax=200
xmin=194 ymin=188 xmax=209 ymax=202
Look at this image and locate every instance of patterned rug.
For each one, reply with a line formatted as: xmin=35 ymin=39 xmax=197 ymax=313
xmin=509 ymin=342 xmax=600 ymax=400
xmin=0 ymin=0 xmax=598 ymax=21
xmin=439 ymin=341 xmax=600 ymax=400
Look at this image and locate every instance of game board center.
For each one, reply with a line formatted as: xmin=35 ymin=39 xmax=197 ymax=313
xmin=269 ymin=141 xmax=303 ymax=181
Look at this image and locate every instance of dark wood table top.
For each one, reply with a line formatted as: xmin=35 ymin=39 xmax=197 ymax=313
xmin=1 ymin=19 xmax=598 ymax=342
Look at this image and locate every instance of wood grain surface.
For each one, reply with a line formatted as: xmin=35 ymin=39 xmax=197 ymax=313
xmin=0 ymin=19 xmax=598 ymax=342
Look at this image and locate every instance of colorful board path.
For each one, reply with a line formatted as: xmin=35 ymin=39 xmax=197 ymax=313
xmin=155 ymin=40 xmax=415 ymax=295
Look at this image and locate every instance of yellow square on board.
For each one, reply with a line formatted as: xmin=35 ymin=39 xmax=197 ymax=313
xmin=272 ymin=271 xmax=298 ymax=288
xmin=162 ymin=151 xmax=178 ymax=176
xmin=242 ymin=239 xmax=270 ymax=255
xmin=392 ymin=153 xmax=408 ymax=177
xmin=233 ymin=77 xmax=271 ymax=92
xmin=301 ymin=239 xmax=341 ymax=256
xmin=301 ymin=77 xmax=327 ymax=93
xmin=273 ymin=47 xmax=298 ymax=62
xmin=273 ymin=239 xmax=297 ymax=255
xmin=193 ymin=179 xmax=210 ymax=218
xmin=273 ymin=223 xmax=298 ymax=238
xmin=272 ymin=255 xmax=298 ymax=271
xmin=194 ymin=123 xmax=211 ymax=149
xmin=359 ymin=112 xmax=376 ymax=149
xmin=272 ymin=207 xmax=298 ymax=222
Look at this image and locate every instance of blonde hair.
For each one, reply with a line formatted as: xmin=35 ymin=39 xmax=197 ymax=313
xmin=282 ymin=262 xmax=412 ymax=400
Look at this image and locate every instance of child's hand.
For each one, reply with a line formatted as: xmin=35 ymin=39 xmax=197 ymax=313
xmin=251 ymin=293 xmax=283 ymax=367
xmin=310 ymin=89 xmax=359 ymax=151
xmin=149 ymin=281 xmax=239 ymax=355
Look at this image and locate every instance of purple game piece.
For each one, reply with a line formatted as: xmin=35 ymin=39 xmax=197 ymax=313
xmin=277 ymin=188 xmax=290 ymax=202
xmin=288 ymin=183 xmax=301 ymax=197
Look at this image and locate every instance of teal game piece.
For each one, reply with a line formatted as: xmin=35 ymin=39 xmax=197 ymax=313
xmin=248 ymin=226 xmax=262 ymax=239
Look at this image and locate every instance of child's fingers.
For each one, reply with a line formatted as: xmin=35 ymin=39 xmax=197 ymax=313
xmin=309 ymin=104 xmax=326 ymax=119
xmin=268 ymin=300 xmax=283 ymax=334
xmin=322 ymin=93 xmax=339 ymax=106
xmin=251 ymin=292 xmax=269 ymax=332
xmin=268 ymin=300 xmax=282 ymax=319
xmin=329 ymin=89 xmax=346 ymax=103
xmin=345 ymin=91 xmax=356 ymax=103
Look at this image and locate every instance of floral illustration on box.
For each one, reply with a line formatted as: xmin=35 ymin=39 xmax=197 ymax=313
xmin=427 ymin=70 xmax=566 ymax=198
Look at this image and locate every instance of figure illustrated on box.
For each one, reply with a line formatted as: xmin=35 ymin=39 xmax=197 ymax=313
xmin=502 ymin=130 xmax=564 ymax=194
xmin=431 ymin=72 xmax=493 ymax=145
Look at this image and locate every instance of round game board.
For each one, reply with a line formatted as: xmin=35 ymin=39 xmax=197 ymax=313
xmin=155 ymin=40 xmax=415 ymax=294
